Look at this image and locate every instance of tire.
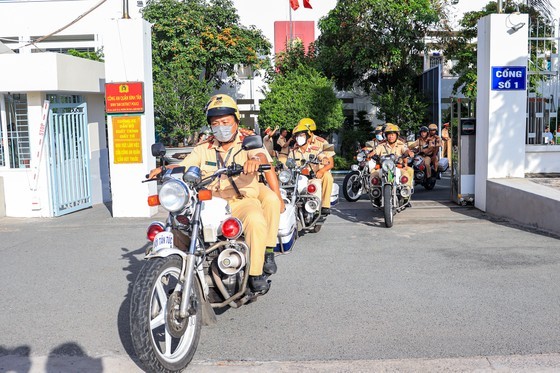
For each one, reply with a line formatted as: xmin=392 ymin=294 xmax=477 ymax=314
xmin=313 ymin=224 xmax=322 ymax=233
xmin=342 ymin=171 xmax=362 ymax=202
xmin=383 ymin=184 xmax=393 ymax=228
xmin=130 ymin=256 xmax=202 ymax=373
xmin=424 ymin=176 xmax=436 ymax=190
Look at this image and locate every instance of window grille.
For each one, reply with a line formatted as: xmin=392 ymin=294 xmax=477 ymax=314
xmin=4 ymin=94 xmax=31 ymax=169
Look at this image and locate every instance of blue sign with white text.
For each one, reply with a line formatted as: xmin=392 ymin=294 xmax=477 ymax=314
xmin=491 ymin=66 xmax=527 ymax=91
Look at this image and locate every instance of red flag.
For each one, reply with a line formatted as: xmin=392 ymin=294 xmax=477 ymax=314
xmin=303 ymin=0 xmax=312 ymax=8
xmin=290 ymin=0 xmax=299 ymax=11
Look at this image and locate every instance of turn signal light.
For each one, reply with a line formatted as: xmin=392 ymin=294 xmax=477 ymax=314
xmin=375 ymin=164 xmax=381 ymax=170
xmin=198 ymin=189 xmax=212 ymax=201
xmin=419 ymin=164 xmax=425 ymax=171
xmin=221 ymin=218 xmax=242 ymax=239
xmin=147 ymin=195 xmax=160 ymax=206
xmin=307 ymin=184 xmax=317 ymax=194
xmin=401 ymin=176 xmax=409 ymax=184
xmin=301 ymin=168 xmax=310 ymax=176
xmin=146 ymin=223 xmax=165 ymax=242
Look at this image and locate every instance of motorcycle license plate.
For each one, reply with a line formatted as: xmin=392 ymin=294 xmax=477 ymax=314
xmin=152 ymin=231 xmax=174 ymax=252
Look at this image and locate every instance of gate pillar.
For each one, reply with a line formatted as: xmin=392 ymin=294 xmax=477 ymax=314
xmin=475 ymin=13 xmax=529 ymax=211
xmin=103 ymin=19 xmax=157 ymax=217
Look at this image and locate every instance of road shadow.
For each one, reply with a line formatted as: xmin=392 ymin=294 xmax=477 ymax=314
xmin=117 ymin=243 xmax=151 ymax=370
xmin=46 ymin=343 xmax=102 ymax=373
xmin=0 ymin=345 xmax=31 ymax=373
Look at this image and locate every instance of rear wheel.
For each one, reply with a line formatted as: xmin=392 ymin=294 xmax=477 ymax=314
xmin=383 ymin=184 xmax=393 ymax=228
xmin=130 ymin=256 xmax=202 ymax=373
xmin=342 ymin=171 xmax=362 ymax=202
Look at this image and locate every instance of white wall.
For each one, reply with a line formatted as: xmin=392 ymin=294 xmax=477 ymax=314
xmin=525 ymin=147 xmax=560 ymax=173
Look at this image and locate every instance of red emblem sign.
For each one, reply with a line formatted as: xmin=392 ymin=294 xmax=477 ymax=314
xmin=105 ymin=82 xmax=145 ymax=114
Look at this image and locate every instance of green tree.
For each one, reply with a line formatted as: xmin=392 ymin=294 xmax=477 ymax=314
xmin=67 ymin=49 xmax=104 ymax=62
xmin=258 ymin=64 xmax=344 ymax=134
xmin=443 ymin=1 xmax=554 ymax=103
xmin=315 ymin=0 xmax=442 ymax=132
xmin=142 ymin=0 xmax=271 ymax=144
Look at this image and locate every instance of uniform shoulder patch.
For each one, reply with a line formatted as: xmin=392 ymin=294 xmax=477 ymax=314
xmin=314 ymin=136 xmax=326 ymax=142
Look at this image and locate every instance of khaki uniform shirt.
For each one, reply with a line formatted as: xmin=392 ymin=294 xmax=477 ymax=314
xmin=409 ymin=137 xmax=432 ymax=155
xmin=277 ymin=136 xmax=290 ymax=156
xmin=179 ymin=133 xmax=266 ymax=200
xmin=374 ymin=139 xmax=408 ymax=158
xmin=428 ymin=134 xmax=442 ymax=149
xmin=291 ymin=135 xmax=335 ymax=173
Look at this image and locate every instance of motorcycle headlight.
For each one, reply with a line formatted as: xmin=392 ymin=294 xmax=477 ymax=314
xmin=159 ymin=179 xmax=190 ymax=212
xmin=356 ymin=152 xmax=366 ymax=162
xmin=382 ymin=159 xmax=395 ymax=172
xmin=279 ymin=170 xmax=292 ymax=184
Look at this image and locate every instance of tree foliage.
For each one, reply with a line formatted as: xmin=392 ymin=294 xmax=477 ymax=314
xmin=142 ymin=0 xmax=271 ymax=144
xmin=314 ymin=0 xmax=442 ymax=132
xmin=443 ymin=1 xmax=555 ymax=103
xmin=258 ymin=63 xmax=344 ymax=134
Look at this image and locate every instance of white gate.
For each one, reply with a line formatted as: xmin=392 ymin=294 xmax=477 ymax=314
xmin=47 ymin=94 xmax=92 ymax=216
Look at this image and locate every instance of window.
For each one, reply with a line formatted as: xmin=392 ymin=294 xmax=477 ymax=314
xmin=2 ymin=94 xmax=31 ymax=168
xmin=430 ymin=55 xmax=442 ymax=68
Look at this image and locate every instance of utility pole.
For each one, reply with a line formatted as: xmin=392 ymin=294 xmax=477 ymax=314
xmin=122 ymin=0 xmax=130 ymax=19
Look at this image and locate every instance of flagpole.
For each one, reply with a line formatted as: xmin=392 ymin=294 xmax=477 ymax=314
xmin=289 ymin=2 xmax=293 ymax=43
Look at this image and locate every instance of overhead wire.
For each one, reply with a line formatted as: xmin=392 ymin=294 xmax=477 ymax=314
xmin=22 ymin=0 xmax=108 ymax=48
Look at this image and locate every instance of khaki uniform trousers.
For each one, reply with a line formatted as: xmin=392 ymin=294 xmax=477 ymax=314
xmin=258 ymin=184 xmax=281 ymax=248
xmin=319 ymin=171 xmax=334 ymax=209
xmin=442 ymin=139 xmax=452 ymax=160
xmin=423 ymin=156 xmax=433 ymax=177
xmin=229 ymin=197 xmax=267 ymax=276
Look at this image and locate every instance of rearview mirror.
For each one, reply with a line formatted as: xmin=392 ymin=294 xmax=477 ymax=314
xmin=323 ymin=143 xmax=334 ymax=152
xmin=151 ymin=143 xmax=166 ymax=157
xmin=241 ymin=135 xmax=263 ymax=151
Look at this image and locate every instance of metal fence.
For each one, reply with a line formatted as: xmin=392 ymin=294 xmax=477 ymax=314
xmin=526 ymin=17 xmax=560 ymax=145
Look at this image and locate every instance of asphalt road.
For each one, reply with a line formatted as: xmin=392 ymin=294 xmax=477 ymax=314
xmin=1 ymin=173 xmax=560 ymax=372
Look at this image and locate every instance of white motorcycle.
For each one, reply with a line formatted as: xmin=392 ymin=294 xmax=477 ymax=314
xmin=130 ymin=135 xmax=296 ymax=372
xmin=369 ymin=154 xmax=412 ymax=228
xmin=277 ymin=149 xmax=339 ymax=233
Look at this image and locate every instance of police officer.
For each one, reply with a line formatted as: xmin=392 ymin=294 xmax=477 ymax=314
xmin=409 ymin=126 xmax=435 ymax=179
xmin=276 ymin=128 xmax=292 ymax=163
xmin=427 ymin=123 xmax=442 ymax=175
xmin=370 ymin=123 xmax=414 ymax=187
xmin=365 ymin=125 xmax=385 ymax=151
xmin=441 ymin=122 xmax=452 ymax=160
xmin=290 ymin=118 xmax=335 ymax=215
xmin=148 ymin=94 xmax=273 ymax=292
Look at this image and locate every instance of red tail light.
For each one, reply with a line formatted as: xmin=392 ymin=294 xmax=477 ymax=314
xmin=371 ymin=177 xmax=380 ymax=186
xmin=401 ymin=176 xmax=409 ymax=184
xmin=307 ymin=184 xmax=317 ymax=194
xmin=419 ymin=164 xmax=425 ymax=171
xmin=221 ymin=218 xmax=242 ymax=239
xmin=147 ymin=223 xmax=165 ymax=242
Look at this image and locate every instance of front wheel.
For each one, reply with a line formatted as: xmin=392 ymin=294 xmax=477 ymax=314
xmin=342 ymin=171 xmax=362 ymax=202
xmin=383 ymin=184 xmax=394 ymax=228
xmin=130 ymin=256 xmax=202 ymax=373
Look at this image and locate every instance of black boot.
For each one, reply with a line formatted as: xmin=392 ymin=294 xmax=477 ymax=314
xmin=263 ymin=251 xmax=277 ymax=275
xmin=249 ymin=275 xmax=269 ymax=292
xmin=321 ymin=207 xmax=331 ymax=216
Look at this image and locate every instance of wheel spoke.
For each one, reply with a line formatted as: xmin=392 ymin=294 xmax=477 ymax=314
xmin=150 ymin=311 xmax=165 ymax=330
xmin=155 ymin=280 xmax=168 ymax=311
xmin=164 ymin=327 xmax=173 ymax=357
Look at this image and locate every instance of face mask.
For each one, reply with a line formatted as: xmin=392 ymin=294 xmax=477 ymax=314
xmin=296 ymin=135 xmax=307 ymax=146
xmin=376 ymin=134 xmax=384 ymax=141
xmin=212 ymin=125 xmax=235 ymax=143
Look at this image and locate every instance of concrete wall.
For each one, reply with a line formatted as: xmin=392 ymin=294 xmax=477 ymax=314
xmin=0 ymin=53 xmax=105 ymax=93
xmin=486 ymin=179 xmax=560 ymax=234
xmin=525 ymin=146 xmax=560 ymax=174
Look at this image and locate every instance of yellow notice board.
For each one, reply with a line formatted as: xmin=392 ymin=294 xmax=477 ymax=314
xmin=113 ymin=116 xmax=143 ymax=164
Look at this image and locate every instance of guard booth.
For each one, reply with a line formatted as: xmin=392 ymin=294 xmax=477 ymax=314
xmin=449 ymin=97 xmax=476 ymax=205
xmin=0 ymin=52 xmax=110 ymax=217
